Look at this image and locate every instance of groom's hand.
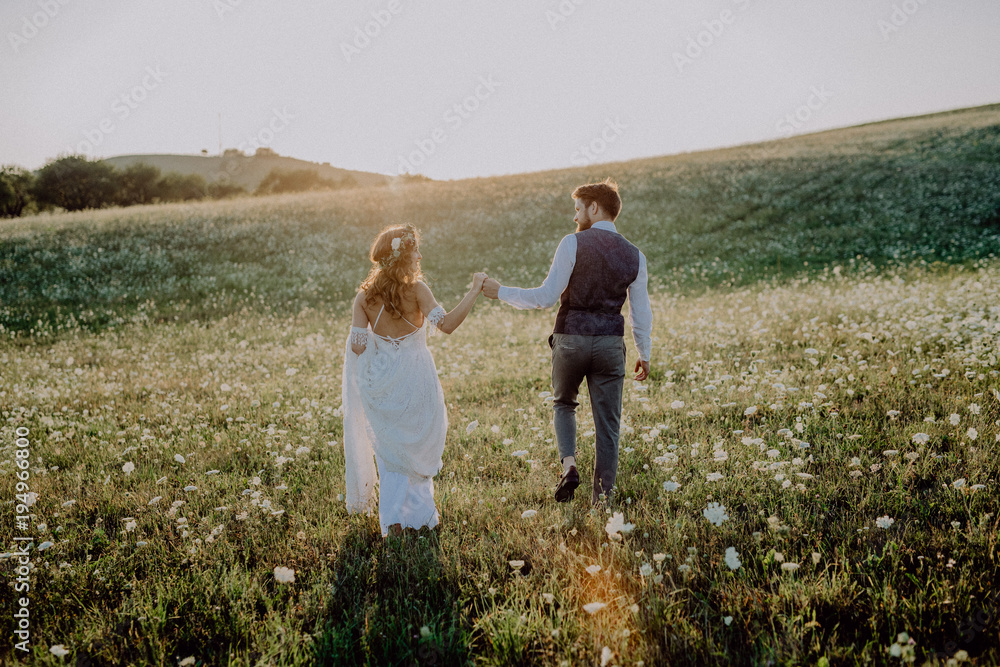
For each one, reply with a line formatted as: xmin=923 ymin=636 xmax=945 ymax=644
xmin=482 ymin=278 xmax=501 ymax=300
xmin=634 ymin=359 xmax=650 ymax=381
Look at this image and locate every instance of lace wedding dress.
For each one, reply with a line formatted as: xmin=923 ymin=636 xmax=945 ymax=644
xmin=342 ymin=303 xmax=448 ymax=536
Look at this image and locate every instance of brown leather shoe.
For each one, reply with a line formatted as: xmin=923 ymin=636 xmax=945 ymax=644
xmin=554 ymin=465 xmax=580 ymax=502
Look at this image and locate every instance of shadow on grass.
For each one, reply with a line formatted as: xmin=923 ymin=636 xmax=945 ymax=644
xmin=313 ymin=518 xmax=473 ymax=666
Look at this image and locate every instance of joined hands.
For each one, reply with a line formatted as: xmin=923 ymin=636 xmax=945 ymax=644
xmin=482 ymin=277 xmax=500 ymax=299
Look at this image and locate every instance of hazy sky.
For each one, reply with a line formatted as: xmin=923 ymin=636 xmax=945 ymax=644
xmin=3 ymin=0 xmax=999 ymax=180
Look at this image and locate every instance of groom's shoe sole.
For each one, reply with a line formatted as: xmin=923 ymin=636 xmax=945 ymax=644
xmin=554 ymin=466 xmax=580 ymax=503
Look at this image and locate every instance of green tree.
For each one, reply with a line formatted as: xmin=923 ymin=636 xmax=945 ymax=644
xmin=255 ymin=168 xmax=354 ymax=195
xmin=116 ymin=162 xmax=162 ymax=206
xmin=31 ymin=155 xmax=120 ymax=211
xmin=0 ymin=165 xmax=35 ymax=217
xmin=207 ymin=180 xmax=247 ymax=199
xmin=156 ymin=172 xmax=207 ymax=201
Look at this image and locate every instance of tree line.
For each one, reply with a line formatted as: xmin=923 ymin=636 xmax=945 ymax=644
xmin=0 ymin=154 xmax=359 ymax=218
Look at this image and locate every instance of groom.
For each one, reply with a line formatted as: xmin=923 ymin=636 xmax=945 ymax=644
xmin=483 ymin=178 xmax=652 ymax=507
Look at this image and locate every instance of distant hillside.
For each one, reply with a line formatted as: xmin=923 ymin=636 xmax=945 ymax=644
xmin=102 ymin=152 xmax=392 ymax=191
xmin=3 ymin=103 xmax=999 ymax=338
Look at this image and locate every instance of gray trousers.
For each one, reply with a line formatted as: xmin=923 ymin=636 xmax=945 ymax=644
xmin=549 ymin=332 xmax=627 ymax=504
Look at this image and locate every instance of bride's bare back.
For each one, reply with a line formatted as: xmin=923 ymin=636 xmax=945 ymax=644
xmin=360 ymin=287 xmax=425 ymax=339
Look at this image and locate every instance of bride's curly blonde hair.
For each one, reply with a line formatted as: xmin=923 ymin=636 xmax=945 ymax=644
xmin=359 ymin=224 xmax=423 ymax=318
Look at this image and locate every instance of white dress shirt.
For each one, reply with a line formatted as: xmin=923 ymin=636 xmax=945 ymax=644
xmin=498 ymin=220 xmax=653 ymax=361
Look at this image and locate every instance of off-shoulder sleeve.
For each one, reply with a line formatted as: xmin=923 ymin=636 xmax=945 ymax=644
xmin=350 ymin=326 xmax=368 ymax=348
xmin=427 ymin=306 xmax=446 ymax=334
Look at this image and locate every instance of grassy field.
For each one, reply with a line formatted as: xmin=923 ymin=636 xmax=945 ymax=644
xmin=2 ymin=105 xmax=1000 ymax=666
xmin=1 ymin=104 xmax=999 ymax=341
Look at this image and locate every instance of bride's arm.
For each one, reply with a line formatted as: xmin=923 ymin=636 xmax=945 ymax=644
xmin=350 ymin=293 xmax=370 ymax=355
xmin=415 ymin=274 xmax=486 ymax=335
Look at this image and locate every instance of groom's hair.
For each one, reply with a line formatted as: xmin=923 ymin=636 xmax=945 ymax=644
xmin=572 ymin=178 xmax=621 ymax=220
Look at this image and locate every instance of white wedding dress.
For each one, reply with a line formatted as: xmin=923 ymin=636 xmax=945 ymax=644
xmin=342 ymin=303 xmax=448 ymax=536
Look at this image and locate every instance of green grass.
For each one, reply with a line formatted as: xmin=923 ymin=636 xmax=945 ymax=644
xmin=2 ymin=261 xmax=1000 ymax=665
xmin=1 ymin=104 xmax=1000 ymax=665
xmin=2 ymin=104 xmax=999 ymax=341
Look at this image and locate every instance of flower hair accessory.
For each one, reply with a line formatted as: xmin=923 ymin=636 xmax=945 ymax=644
xmin=380 ymin=230 xmax=416 ymax=268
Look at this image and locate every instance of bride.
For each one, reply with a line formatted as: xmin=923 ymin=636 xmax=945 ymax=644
xmin=342 ymin=224 xmax=486 ymax=537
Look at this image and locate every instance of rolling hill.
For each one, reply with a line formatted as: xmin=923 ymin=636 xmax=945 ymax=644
xmin=102 ymin=151 xmax=392 ymax=191
xmin=2 ymin=102 xmax=999 ymax=339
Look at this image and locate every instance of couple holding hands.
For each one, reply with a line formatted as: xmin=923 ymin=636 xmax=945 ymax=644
xmin=342 ymin=178 xmax=652 ymax=537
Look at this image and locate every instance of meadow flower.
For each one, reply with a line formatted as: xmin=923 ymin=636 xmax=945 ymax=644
xmin=949 ymin=414 xmax=961 ymax=425
xmin=174 ymin=454 xmax=186 ymax=464
xmin=703 ymin=502 xmax=729 ymax=526
xmin=724 ymin=547 xmax=741 ymax=570
xmin=511 ymin=450 xmax=529 ymax=457
xmin=420 ymin=626 xmax=431 ymax=638
xmin=912 ymin=433 xmax=930 ymax=445
xmin=509 ymin=560 xmax=524 ymax=569
xmin=780 ymin=562 xmax=800 ymax=572
xmin=583 ymin=602 xmax=607 ymax=614
xmin=520 ymin=510 xmax=537 ymax=519
xmin=542 ymin=593 xmax=554 ymax=603
xmin=706 ymin=472 xmax=724 ymax=482
xmin=639 ymin=562 xmax=654 ymax=576
xmin=744 ymin=406 xmax=758 ymax=416
xmin=653 ymin=553 xmax=666 ymax=562
xmin=605 ymin=512 xmax=635 ymax=540
xmin=601 ymin=646 xmax=613 ymax=667
xmin=49 ymin=645 xmax=70 ymax=657
xmin=122 ymin=462 xmax=135 ymax=475
xmin=662 ymin=481 xmax=681 ymax=492
xmin=586 ymin=564 xmax=602 ymax=575
xmin=466 ymin=420 xmax=479 ymax=434
xmin=811 ymin=552 xmax=821 ymax=564
xmin=876 ymin=516 xmax=894 ymax=529
xmin=724 ymin=616 xmax=734 ymax=626
xmin=966 ymin=427 xmax=978 ymax=441
xmin=273 ymin=566 xmax=295 ymax=583
xmin=952 ymin=478 xmax=967 ymax=489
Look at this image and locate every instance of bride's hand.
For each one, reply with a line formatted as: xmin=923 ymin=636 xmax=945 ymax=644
xmin=472 ymin=272 xmax=488 ymax=292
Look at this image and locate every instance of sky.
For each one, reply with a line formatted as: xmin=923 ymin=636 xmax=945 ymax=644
xmin=3 ymin=0 xmax=999 ymax=181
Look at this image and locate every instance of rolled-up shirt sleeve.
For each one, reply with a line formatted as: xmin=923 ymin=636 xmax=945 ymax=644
xmin=628 ymin=253 xmax=653 ymax=362
xmin=498 ymin=235 xmax=576 ymax=310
